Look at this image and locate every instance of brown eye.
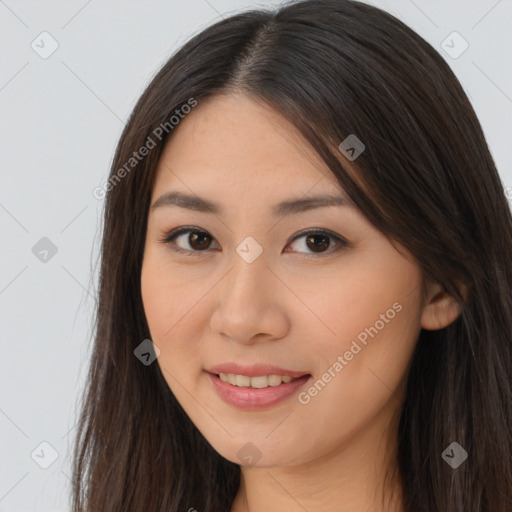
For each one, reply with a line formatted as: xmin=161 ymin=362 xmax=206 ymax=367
xmin=162 ymin=227 xmax=219 ymax=255
xmin=188 ymin=231 xmax=212 ymax=250
xmin=305 ymin=233 xmax=330 ymax=252
xmin=286 ymin=229 xmax=348 ymax=256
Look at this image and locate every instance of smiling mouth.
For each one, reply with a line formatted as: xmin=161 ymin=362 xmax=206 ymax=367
xmin=215 ymin=373 xmax=310 ymax=389
xmin=206 ymin=371 xmax=312 ymax=409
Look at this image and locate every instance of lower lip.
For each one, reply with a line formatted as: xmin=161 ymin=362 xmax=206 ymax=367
xmin=207 ymin=372 xmax=311 ymax=410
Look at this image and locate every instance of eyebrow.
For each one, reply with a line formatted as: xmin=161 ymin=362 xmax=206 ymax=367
xmin=151 ymin=190 xmax=354 ymax=217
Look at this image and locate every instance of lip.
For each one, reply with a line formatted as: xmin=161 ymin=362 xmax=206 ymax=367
xmin=206 ymin=369 xmax=312 ymax=410
xmin=207 ymin=363 xmax=309 ymax=378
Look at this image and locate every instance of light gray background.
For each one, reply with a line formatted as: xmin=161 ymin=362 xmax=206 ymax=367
xmin=0 ymin=0 xmax=510 ymax=510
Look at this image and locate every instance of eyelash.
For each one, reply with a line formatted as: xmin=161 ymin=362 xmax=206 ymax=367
xmin=158 ymin=226 xmax=350 ymax=258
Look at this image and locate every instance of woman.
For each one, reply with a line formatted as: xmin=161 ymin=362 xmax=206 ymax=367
xmin=71 ymin=1 xmax=512 ymax=510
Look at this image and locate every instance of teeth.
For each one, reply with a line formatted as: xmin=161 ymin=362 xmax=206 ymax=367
xmin=236 ymin=375 xmax=251 ymax=387
xmin=218 ymin=373 xmax=299 ymax=388
xmin=268 ymin=374 xmax=283 ymax=386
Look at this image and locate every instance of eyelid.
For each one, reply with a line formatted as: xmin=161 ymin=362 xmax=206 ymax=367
xmin=158 ymin=226 xmax=350 ymax=256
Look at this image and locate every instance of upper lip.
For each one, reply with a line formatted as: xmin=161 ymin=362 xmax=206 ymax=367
xmin=207 ymin=363 xmax=310 ymax=378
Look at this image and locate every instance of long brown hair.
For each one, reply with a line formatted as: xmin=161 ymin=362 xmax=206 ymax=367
xmin=71 ymin=1 xmax=512 ymax=510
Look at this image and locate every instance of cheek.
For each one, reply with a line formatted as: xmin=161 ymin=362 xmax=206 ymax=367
xmin=297 ymin=254 xmax=423 ymax=411
xmin=288 ymin=310 xmax=421 ymax=465
xmin=140 ymin=252 xmax=205 ymax=384
xmin=141 ymin=249 xmax=194 ymax=339
xmin=306 ymin=248 xmax=422 ymax=353
xmin=140 ymin=261 xmax=169 ymax=340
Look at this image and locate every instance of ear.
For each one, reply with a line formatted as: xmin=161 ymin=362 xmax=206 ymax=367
xmin=420 ymin=281 xmax=465 ymax=331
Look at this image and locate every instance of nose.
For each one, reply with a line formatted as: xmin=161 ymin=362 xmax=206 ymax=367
xmin=209 ymin=243 xmax=290 ymax=345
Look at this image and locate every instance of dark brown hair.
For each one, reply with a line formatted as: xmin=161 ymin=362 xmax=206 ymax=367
xmin=71 ymin=0 xmax=512 ymax=510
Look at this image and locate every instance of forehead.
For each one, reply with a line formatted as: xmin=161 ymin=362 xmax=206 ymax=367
xmin=152 ymin=93 xmax=341 ymax=194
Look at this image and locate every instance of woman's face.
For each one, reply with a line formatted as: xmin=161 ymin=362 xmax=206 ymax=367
xmin=141 ymin=92 xmax=431 ymax=468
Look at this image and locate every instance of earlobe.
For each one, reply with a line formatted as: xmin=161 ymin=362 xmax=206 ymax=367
xmin=420 ymin=282 xmax=464 ymax=331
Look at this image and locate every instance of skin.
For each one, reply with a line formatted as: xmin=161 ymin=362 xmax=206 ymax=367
xmin=140 ymin=92 xmax=462 ymax=512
